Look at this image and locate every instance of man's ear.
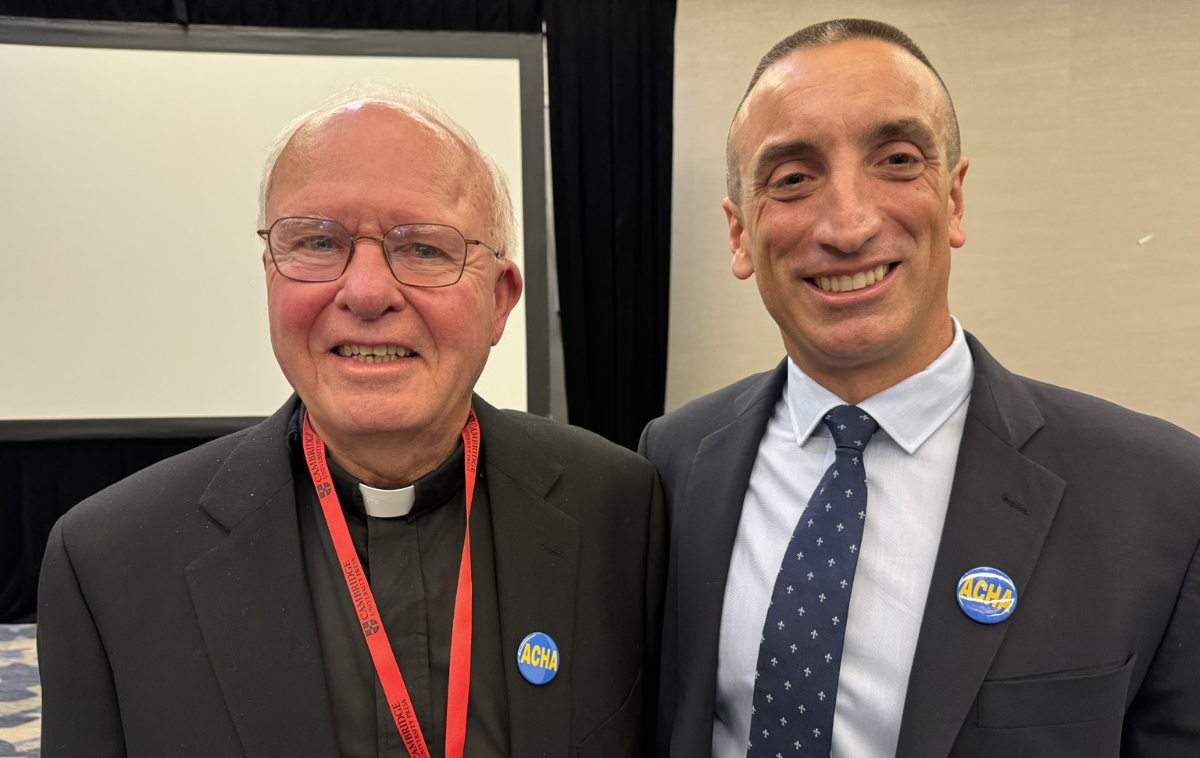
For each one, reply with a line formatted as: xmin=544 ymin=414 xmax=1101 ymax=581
xmin=724 ymin=197 xmax=755 ymax=280
xmin=491 ymin=259 xmax=524 ymax=346
xmin=948 ymin=157 xmax=969 ymax=249
xmin=263 ymin=246 xmax=282 ymax=290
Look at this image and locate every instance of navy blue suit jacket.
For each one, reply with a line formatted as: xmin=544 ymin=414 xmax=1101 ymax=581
xmin=641 ymin=335 xmax=1200 ymax=758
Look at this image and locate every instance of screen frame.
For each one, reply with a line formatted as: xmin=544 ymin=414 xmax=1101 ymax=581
xmin=0 ymin=15 xmax=549 ymax=441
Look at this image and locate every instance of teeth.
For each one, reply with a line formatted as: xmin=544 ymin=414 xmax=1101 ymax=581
xmin=813 ymin=264 xmax=891 ymax=293
xmin=335 ymin=344 xmax=415 ymax=362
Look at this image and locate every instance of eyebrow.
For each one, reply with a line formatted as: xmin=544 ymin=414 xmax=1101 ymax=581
xmin=751 ymin=139 xmax=818 ymax=181
xmin=861 ymin=118 xmax=938 ymax=152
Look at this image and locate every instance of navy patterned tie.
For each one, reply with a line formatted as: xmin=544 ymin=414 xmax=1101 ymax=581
xmin=747 ymin=404 xmax=879 ymax=757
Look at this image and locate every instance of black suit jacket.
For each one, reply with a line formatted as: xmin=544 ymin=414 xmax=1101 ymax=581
xmin=640 ymin=335 xmax=1200 ymax=757
xmin=38 ymin=396 xmax=665 ymax=758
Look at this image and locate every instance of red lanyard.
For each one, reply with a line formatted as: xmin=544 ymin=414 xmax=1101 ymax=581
xmin=302 ymin=411 xmax=480 ymax=758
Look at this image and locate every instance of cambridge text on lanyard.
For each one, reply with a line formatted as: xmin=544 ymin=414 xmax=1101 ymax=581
xmin=302 ymin=410 xmax=480 ymax=758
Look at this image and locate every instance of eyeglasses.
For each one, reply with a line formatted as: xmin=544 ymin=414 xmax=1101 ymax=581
xmin=257 ymin=217 xmax=500 ymax=287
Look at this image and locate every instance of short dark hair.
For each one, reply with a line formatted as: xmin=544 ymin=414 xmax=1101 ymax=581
xmin=726 ymin=18 xmax=961 ymax=202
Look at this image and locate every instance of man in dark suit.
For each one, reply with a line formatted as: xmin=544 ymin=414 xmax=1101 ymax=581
xmin=38 ymin=84 xmax=664 ymax=758
xmin=641 ymin=19 xmax=1200 ymax=758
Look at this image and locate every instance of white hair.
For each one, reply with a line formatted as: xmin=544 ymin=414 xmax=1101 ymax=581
xmin=258 ymin=81 xmax=517 ymax=259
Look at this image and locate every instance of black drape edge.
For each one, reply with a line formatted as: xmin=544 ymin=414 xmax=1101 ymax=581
xmin=1 ymin=435 xmax=222 ymax=622
xmin=0 ymin=417 xmax=265 ymax=442
xmin=653 ymin=1 xmax=676 ymax=425
xmin=544 ymin=1 xmax=591 ymax=427
xmin=0 ymin=1 xmax=543 ymax=32
xmin=545 ymin=0 xmax=676 ymax=448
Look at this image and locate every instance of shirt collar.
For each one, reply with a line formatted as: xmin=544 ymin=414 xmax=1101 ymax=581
xmin=785 ymin=318 xmax=974 ymax=454
xmin=327 ymin=446 xmax=465 ymax=522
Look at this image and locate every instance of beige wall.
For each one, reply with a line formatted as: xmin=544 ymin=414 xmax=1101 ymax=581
xmin=669 ymin=0 xmax=1200 ymax=433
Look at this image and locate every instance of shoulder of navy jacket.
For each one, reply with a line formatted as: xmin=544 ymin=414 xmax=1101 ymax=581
xmin=733 ymin=359 xmax=788 ymax=416
xmin=962 ymin=333 xmax=1044 ymax=450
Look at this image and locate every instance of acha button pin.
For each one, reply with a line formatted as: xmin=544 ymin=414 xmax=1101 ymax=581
xmin=956 ymin=567 xmax=1017 ymax=624
xmin=516 ymin=632 xmax=559 ymax=685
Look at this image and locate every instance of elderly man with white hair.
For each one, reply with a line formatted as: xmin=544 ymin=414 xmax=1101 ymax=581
xmin=37 ymin=84 xmax=665 ymax=758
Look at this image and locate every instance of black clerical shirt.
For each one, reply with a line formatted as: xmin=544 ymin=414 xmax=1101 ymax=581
xmin=289 ymin=407 xmax=510 ymax=757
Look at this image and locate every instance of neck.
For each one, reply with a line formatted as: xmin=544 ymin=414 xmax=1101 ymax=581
xmin=789 ymin=318 xmax=955 ymax=405
xmin=309 ymin=413 xmax=466 ymax=489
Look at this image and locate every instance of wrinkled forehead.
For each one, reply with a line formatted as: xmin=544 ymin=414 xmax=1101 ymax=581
xmin=736 ymin=40 xmax=948 ymax=160
xmin=267 ymin=103 xmax=487 ymax=217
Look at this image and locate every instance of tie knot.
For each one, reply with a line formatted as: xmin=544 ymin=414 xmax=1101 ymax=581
xmin=822 ymin=405 xmax=878 ymax=450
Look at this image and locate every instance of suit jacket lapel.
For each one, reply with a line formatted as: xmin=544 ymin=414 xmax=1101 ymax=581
xmin=185 ymin=397 xmax=339 ymax=757
xmin=670 ymin=362 xmax=787 ymax=756
xmin=473 ymin=397 xmax=578 ymax=756
xmin=896 ymin=335 xmax=1066 ymax=758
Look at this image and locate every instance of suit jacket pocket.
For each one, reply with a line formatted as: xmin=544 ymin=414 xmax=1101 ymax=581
xmin=576 ymin=669 xmax=645 ymax=758
xmin=977 ymin=655 xmax=1135 ymax=729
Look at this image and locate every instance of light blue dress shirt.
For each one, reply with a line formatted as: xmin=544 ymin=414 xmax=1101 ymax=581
xmin=713 ymin=319 xmax=975 ymax=758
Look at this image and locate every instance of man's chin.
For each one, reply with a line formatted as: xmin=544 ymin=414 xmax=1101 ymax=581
xmin=791 ymin=323 xmax=905 ymax=368
xmin=306 ymin=400 xmax=432 ymax=442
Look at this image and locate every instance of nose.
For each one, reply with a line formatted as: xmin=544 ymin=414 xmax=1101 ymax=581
xmin=810 ymin=169 xmax=882 ymax=255
xmin=336 ymin=237 xmax=405 ymax=319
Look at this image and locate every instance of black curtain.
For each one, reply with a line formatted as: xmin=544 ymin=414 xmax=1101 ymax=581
xmin=545 ymin=0 xmax=674 ymax=450
xmin=0 ymin=437 xmax=220 ymax=622
xmin=0 ymin=0 xmax=675 ymax=622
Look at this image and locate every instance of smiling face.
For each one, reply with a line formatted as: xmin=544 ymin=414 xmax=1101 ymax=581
xmin=264 ymin=104 xmax=522 ymax=447
xmin=725 ymin=39 xmax=968 ymax=399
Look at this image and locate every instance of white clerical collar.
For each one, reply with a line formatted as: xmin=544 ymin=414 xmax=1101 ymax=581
xmin=357 ymin=482 xmax=416 ymax=519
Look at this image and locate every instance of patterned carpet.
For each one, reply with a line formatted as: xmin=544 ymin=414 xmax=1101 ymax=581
xmin=0 ymin=625 xmax=39 ymax=757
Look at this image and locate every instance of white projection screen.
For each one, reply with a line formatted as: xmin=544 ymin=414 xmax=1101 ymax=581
xmin=0 ymin=18 xmax=548 ymax=440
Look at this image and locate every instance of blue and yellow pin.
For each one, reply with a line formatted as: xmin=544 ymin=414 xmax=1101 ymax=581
xmin=956 ymin=567 xmax=1017 ymax=624
xmin=516 ymin=632 xmax=560 ymax=685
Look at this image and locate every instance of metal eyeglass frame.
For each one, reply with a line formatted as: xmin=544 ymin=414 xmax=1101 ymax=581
xmin=257 ymin=216 xmax=503 ymax=288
